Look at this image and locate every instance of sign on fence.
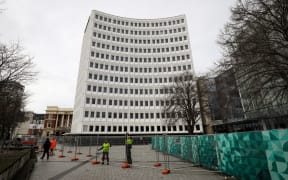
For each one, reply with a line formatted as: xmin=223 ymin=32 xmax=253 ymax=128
xmin=174 ymin=137 xmax=180 ymax=144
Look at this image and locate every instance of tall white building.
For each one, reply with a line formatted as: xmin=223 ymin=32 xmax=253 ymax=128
xmin=71 ymin=10 xmax=203 ymax=135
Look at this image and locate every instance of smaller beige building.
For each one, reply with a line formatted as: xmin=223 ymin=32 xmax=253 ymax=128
xmin=43 ymin=106 xmax=73 ymax=137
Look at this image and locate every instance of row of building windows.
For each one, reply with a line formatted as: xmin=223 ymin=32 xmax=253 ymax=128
xmin=95 ymin=14 xmax=185 ymax=27
xmin=94 ymin=23 xmax=186 ymax=36
xmin=83 ymin=124 xmax=197 ymax=133
xmin=85 ymin=98 xmax=185 ymax=107
xmin=84 ymin=111 xmax=187 ymax=119
xmin=87 ymin=85 xmax=173 ymax=94
xmin=90 ymin=54 xmax=190 ymax=63
xmin=92 ymin=41 xmax=189 ymax=53
xmin=89 ymin=63 xmax=191 ymax=74
xmin=93 ymin=32 xmax=187 ymax=44
xmin=89 ymin=75 xmax=168 ymax=83
xmin=88 ymin=74 xmax=190 ymax=83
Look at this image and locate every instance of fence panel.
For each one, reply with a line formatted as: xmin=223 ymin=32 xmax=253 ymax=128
xmin=190 ymin=136 xmax=199 ymax=164
xmin=198 ymin=135 xmax=218 ymax=170
xmin=264 ymin=129 xmax=288 ymax=180
xmin=167 ymin=136 xmax=181 ymax=157
xmin=216 ymin=131 xmax=270 ymax=180
xmin=180 ymin=136 xmax=192 ymax=161
xmin=159 ymin=136 xmax=166 ymax=152
xmin=151 ymin=136 xmax=156 ymax=150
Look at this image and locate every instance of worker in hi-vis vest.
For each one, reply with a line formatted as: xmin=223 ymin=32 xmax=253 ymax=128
xmin=126 ymin=136 xmax=133 ymax=165
xmin=98 ymin=140 xmax=111 ymax=165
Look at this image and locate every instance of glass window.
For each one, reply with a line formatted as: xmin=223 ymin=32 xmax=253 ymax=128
xmin=90 ymin=84 xmax=95 ymax=91
xmin=86 ymin=98 xmax=90 ymax=104
xmin=83 ymin=125 xmax=88 ymax=132
xmin=84 ymin=111 xmax=89 ymax=117
xmin=102 ymin=112 xmax=106 ymax=118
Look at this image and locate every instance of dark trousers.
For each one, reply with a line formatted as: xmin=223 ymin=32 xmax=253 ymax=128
xmin=127 ymin=148 xmax=132 ymax=164
xmin=102 ymin=152 xmax=109 ymax=163
xmin=50 ymin=148 xmax=55 ymax=156
xmin=41 ymin=148 xmax=50 ymax=160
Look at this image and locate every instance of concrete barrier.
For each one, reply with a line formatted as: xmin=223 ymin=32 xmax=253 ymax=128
xmin=0 ymin=148 xmax=36 ymax=180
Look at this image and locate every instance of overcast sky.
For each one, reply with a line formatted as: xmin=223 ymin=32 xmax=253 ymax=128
xmin=0 ymin=0 xmax=236 ymax=113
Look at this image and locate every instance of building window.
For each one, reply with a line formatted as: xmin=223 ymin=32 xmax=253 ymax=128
xmin=87 ymin=85 xmax=91 ymax=91
xmin=89 ymin=125 xmax=93 ymax=132
xmin=83 ymin=125 xmax=88 ymax=132
xmin=84 ymin=111 xmax=89 ymax=117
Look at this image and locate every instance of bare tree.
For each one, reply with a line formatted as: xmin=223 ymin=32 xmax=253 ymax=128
xmin=163 ymin=72 xmax=200 ymax=134
xmin=0 ymin=42 xmax=36 ymax=144
xmin=217 ymin=0 xmax=288 ymax=105
xmin=0 ymin=82 xmax=25 ymax=148
xmin=0 ymin=42 xmax=36 ymax=85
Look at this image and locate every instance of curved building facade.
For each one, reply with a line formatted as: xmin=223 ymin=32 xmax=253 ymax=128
xmin=71 ymin=10 xmax=203 ymax=134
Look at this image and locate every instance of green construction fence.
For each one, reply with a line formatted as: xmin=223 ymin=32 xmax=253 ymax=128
xmin=152 ymin=129 xmax=288 ymax=180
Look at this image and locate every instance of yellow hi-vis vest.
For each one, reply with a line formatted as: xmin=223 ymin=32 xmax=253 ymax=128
xmin=126 ymin=138 xmax=133 ymax=145
xmin=102 ymin=143 xmax=110 ymax=152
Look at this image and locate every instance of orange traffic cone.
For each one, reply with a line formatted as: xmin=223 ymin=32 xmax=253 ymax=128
xmin=154 ymin=162 xmax=161 ymax=167
xmin=71 ymin=157 xmax=79 ymax=161
xmin=162 ymin=169 xmax=170 ymax=174
xmin=121 ymin=163 xmax=130 ymax=168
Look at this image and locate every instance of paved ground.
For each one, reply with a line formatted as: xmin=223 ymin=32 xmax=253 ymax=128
xmin=30 ymin=144 xmax=229 ymax=180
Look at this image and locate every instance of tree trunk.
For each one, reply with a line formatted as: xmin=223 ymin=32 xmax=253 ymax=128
xmin=187 ymin=124 xmax=194 ymax=135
